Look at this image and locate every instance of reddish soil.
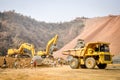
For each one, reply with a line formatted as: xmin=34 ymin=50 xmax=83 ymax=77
xmin=0 ymin=57 xmax=31 ymax=68
xmin=54 ymin=15 xmax=120 ymax=58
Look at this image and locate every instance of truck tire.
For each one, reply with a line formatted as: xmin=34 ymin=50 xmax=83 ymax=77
xmin=69 ymin=58 xmax=79 ymax=69
xmin=85 ymin=57 xmax=96 ymax=69
xmin=67 ymin=55 xmax=73 ymax=62
xmin=97 ymin=64 xmax=107 ymax=69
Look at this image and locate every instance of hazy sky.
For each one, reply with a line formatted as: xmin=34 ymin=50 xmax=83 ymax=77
xmin=0 ymin=0 xmax=120 ymax=22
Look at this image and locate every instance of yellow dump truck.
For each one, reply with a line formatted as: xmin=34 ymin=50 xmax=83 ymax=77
xmin=63 ymin=42 xmax=113 ymax=69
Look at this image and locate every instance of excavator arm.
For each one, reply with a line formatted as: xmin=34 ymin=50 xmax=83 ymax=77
xmin=7 ymin=43 xmax=35 ymax=57
xmin=37 ymin=35 xmax=58 ymax=56
xmin=18 ymin=43 xmax=35 ymax=57
xmin=45 ymin=34 xmax=58 ymax=55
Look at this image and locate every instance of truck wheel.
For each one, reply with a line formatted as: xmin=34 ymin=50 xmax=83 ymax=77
xmin=97 ymin=64 xmax=107 ymax=69
xmin=67 ymin=55 xmax=73 ymax=62
xmin=85 ymin=57 xmax=96 ymax=69
xmin=69 ymin=58 xmax=79 ymax=69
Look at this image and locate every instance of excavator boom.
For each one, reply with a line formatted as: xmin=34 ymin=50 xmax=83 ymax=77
xmin=37 ymin=34 xmax=58 ymax=56
xmin=45 ymin=34 xmax=58 ymax=55
xmin=7 ymin=43 xmax=35 ymax=57
xmin=18 ymin=43 xmax=35 ymax=57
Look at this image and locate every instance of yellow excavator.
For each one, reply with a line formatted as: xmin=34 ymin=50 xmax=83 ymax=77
xmin=7 ymin=43 xmax=35 ymax=57
xmin=37 ymin=34 xmax=58 ymax=58
xmin=7 ymin=35 xmax=58 ymax=58
xmin=31 ymin=35 xmax=58 ymax=66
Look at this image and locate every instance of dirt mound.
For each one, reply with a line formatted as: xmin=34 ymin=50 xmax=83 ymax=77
xmin=0 ymin=57 xmax=31 ymax=68
xmin=54 ymin=15 xmax=120 ymax=58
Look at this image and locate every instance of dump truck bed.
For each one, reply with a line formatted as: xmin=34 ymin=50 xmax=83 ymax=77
xmin=62 ymin=48 xmax=85 ymax=57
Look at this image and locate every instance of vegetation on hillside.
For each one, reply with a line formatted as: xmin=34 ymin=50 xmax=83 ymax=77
xmin=0 ymin=10 xmax=85 ymax=55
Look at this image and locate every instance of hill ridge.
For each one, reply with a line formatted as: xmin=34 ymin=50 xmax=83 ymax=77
xmin=0 ymin=11 xmax=84 ymax=55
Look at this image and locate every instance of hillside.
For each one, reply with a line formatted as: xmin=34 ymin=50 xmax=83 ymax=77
xmin=55 ymin=15 xmax=120 ymax=58
xmin=0 ymin=11 xmax=84 ymax=55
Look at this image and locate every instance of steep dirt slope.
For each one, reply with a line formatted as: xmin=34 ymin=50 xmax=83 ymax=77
xmin=54 ymin=15 xmax=120 ymax=58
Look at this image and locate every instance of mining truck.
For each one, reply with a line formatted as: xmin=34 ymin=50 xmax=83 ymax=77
xmin=63 ymin=41 xmax=113 ymax=69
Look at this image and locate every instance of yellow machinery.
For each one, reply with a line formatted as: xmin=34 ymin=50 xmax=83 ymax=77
xmin=7 ymin=35 xmax=58 ymax=58
xmin=37 ymin=35 xmax=58 ymax=57
xmin=7 ymin=43 xmax=35 ymax=57
xmin=63 ymin=42 xmax=113 ymax=69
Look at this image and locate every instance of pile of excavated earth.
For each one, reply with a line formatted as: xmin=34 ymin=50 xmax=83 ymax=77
xmin=0 ymin=57 xmax=31 ymax=68
xmin=54 ymin=15 xmax=120 ymax=58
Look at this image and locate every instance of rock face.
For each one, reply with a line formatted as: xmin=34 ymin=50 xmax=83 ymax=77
xmin=55 ymin=15 xmax=120 ymax=58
